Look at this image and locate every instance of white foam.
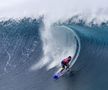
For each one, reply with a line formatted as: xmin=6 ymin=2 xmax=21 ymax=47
xmin=30 ymin=23 xmax=77 ymax=71
xmin=0 ymin=0 xmax=108 ymax=24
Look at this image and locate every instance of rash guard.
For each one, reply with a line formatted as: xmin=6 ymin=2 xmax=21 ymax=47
xmin=62 ymin=58 xmax=71 ymax=65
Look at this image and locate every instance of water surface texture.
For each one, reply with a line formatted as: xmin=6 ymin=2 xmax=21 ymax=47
xmin=0 ymin=18 xmax=108 ymax=90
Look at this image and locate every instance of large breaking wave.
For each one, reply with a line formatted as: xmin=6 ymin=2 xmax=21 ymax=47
xmin=0 ymin=15 xmax=108 ymax=90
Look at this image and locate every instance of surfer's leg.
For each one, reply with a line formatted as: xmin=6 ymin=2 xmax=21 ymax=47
xmin=66 ymin=64 xmax=69 ymax=70
xmin=61 ymin=61 xmax=67 ymax=72
xmin=60 ymin=62 xmax=65 ymax=72
xmin=61 ymin=61 xmax=65 ymax=68
xmin=60 ymin=67 xmax=65 ymax=72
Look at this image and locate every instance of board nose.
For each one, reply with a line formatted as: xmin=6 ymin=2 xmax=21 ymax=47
xmin=53 ymin=75 xmax=59 ymax=80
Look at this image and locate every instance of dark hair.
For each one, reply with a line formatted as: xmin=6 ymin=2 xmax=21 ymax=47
xmin=68 ymin=56 xmax=71 ymax=59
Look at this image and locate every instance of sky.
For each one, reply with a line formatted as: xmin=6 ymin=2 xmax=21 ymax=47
xmin=0 ymin=0 xmax=108 ymax=18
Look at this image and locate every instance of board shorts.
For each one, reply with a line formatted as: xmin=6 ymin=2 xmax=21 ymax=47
xmin=61 ymin=61 xmax=68 ymax=68
xmin=61 ymin=61 xmax=70 ymax=69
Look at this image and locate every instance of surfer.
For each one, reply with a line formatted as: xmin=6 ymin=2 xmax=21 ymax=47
xmin=53 ymin=56 xmax=72 ymax=79
xmin=60 ymin=56 xmax=72 ymax=72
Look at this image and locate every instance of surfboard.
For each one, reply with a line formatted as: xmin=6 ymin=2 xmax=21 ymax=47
xmin=53 ymin=68 xmax=70 ymax=80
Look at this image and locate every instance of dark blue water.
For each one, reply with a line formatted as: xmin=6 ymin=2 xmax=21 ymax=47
xmin=0 ymin=17 xmax=108 ymax=90
xmin=65 ymin=23 xmax=108 ymax=90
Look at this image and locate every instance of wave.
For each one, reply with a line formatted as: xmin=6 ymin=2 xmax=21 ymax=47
xmin=63 ymin=23 xmax=108 ymax=90
xmin=0 ymin=15 xmax=108 ymax=90
xmin=0 ymin=17 xmax=43 ymax=75
xmin=29 ymin=21 xmax=108 ymax=90
xmin=30 ymin=25 xmax=78 ymax=71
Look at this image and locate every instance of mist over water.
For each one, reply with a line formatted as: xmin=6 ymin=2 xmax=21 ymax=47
xmin=0 ymin=0 xmax=108 ymax=22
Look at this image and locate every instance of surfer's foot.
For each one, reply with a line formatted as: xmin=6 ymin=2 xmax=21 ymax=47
xmin=60 ymin=68 xmax=64 ymax=72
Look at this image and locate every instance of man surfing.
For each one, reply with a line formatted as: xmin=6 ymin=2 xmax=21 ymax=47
xmin=60 ymin=56 xmax=72 ymax=72
xmin=53 ymin=56 xmax=72 ymax=79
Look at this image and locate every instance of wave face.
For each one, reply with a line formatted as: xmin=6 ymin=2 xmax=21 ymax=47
xmin=0 ymin=18 xmax=44 ymax=90
xmin=65 ymin=23 xmax=108 ymax=90
xmin=0 ymin=17 xmax=108 ymax=90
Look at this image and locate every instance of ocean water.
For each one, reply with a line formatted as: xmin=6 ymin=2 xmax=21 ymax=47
xmin=0 ymin=16 xmax=108 ymax=90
